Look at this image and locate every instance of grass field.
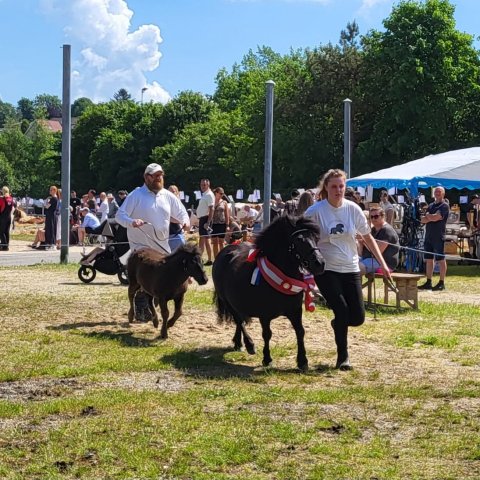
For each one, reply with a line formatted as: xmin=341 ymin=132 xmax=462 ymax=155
xmin=0 ymin=263 xmax=479 ymax=479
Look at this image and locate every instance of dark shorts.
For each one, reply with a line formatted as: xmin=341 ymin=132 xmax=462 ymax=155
xmin=85 ymin=225 xmax=103 ymax=235
xmin=212 ymin=223 xmax=227 ymax=239
xmin=423 ymin=237 xmax=445 ymax=260
xmin=199 ymin=216 xmax=211 ymax=237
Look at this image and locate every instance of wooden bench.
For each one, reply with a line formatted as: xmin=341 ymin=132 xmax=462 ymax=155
xmin=364 ymin=272 xmax=425 ymax=310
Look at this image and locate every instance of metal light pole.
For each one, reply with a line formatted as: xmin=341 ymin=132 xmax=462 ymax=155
xmin=60 ymin=44 xmax=71 ymax=264
xmin=263 ymin=80 xmax=275 ymax=228
xmin=141 ymin=87 xmax=148 ymax=104
xmin=343 ymin=98 xmax=352 ymax=178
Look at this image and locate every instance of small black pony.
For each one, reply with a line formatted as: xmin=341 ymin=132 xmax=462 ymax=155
xmin=128 ymin=243 xmax=208 ymax=338
xmin=213 ymin=215 xmax=324 ymax=371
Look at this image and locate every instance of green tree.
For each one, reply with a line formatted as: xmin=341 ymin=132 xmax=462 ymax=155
xmin=357 ymin=0 xmax=480 ymax=172
xmin=113 ymin=88 xmax=132 ymax=102
xmin=17 ymin=97 xmax=35 ymax=121
xmin=71 ymin=97 xmax=94 ymax=117
xmin=34 ymin=94 xmax=62 ymax=119
xmin=0 ymin=101 xmax=18 ymax=129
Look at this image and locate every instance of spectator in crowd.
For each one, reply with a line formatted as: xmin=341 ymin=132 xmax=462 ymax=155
xmin=297 ymin=191 xmax=315 ymax=216
xmin=167 ymin=185 xmax=187 ymax=252
xmin=271 ymin=195 xmax=284 ymax=218
xmin=117 ymin=190 xmax=128 ymax=207
xmin=55 ymin=189 xmax=62 ymax=249
xmin=466 ymin=194 xmax=479 ymax=230
xmin=379 ymin=190 xmax=395 ymax=225
xmin=305 ymin=169 xmax=391 ymax=370
xmin=30 ymin=228 xmax=46 ymax=249
xmin=87 ymin=189 xmax=97 ymax=204
xmin=418 ymin=186 xmax=450 ymax=291
xmin=0 ymin=186 xmax=14 ymax=251
xmin=283 ymin=189 xmax=300 ymax=216
xmin=116 ymin=163 xmax=190 ymax=321
xmin=44 ymin=185 xmax=58 ymax=250
xmin=197 ymin=178 xmax=215 ymax=265
xmin=70 ymin=190 xmax=82 ymax=224
xmin=73 ymin=206 xmax=102 ymax=246
xmin=344 ymin=186 xmax=356 ymax=201
xmin=354 ymin=191 xmax=366 ymax=210
xmin=81 ymin=193 xmax=89 ymax=208
xmin=98 ymin=192 xmax=109 ymax=223
xmin=358 ymin=207 xmax=399 ymax=274
xmin=211 ymin=187 xmax=230 ymax=258
xmin=106 ymin=193 xmax=119 ymax=219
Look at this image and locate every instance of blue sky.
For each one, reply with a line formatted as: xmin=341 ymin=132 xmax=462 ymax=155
xmin=0 ymin=0 xmax=479 ymax=105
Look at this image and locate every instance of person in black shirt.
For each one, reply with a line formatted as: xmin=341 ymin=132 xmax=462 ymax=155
xmin=418 ymin=187 xmax=450 ymax=291
xmin=70 ymin=190 xmax=82 ymax=224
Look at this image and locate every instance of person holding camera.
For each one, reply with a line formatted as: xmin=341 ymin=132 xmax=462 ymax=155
xmin=197 ymin=178 xmax=215 ymax=265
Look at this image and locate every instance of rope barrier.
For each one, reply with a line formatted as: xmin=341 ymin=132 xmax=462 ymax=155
xmin=3 ymin=231 xmax=480 ymax=264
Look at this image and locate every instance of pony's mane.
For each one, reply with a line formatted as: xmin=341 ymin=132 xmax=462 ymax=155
xmin=170 ymin=241 xmax=201 ymax=258
xmin=254 ymin=215 xmax=320 ymax=253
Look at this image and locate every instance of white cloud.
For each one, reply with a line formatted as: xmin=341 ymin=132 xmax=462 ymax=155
xmin=358 ymin=0 xmax=395 ymax=18
xmin=40 ymin=0 xmax=171 ymax=103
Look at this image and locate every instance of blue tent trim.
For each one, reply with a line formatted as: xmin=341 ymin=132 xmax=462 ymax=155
xmin=347 ymin=147 xmax=480 ymax=195
xmin=348 ymin=176 xmax=480 ymax=195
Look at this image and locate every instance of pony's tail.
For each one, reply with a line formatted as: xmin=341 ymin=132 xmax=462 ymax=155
xmin=213 ymin=291 xmax=235 ymax=324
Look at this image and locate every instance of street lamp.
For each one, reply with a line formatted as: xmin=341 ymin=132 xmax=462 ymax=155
xmin=141 ymin=87 xmax=148 ymax=104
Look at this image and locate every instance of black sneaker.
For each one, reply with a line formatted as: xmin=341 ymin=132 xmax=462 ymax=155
xmin=204 ymin=260 xmax=213 ymax=266
xmin=432 ymin=282 xmax=445 ymax=291
xmin=418 ymin=281 xmax=432 ymax=290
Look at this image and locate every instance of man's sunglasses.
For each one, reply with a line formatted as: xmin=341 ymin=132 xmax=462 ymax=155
xmin=370 ymin=214 xmax=383 ymax=219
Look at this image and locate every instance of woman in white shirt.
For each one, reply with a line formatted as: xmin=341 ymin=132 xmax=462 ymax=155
xmin=305 ymin=169 xmax=391 ymax=370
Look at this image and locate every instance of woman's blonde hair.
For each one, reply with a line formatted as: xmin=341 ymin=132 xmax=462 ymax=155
xmin=2 ymin=186 xmax=9 ymax=196
xmin=49 ymin=185 xmax=58 ymax=195
xmin=168 ymin=185 xmax=180 ymax=197
xmin=318 ymin=169 xmax=347 ymax=200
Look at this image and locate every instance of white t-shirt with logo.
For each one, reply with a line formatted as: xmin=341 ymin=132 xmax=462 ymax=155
xmin=305 ymin=199 xmax=370 ymax=273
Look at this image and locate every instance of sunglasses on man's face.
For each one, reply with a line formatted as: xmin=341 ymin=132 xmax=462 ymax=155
xmin=370 ymin=214 xmax=382 ymax=219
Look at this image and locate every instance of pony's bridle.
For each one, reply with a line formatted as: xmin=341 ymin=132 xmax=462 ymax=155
xmin=287 ymin=229 xmax=321 ymax=270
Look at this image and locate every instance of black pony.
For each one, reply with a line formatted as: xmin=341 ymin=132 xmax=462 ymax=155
xmin=212 ymin=215 xmax=324 ymax=371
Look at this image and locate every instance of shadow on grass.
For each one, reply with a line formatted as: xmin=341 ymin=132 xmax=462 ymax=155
xmin=59 ymin=282 xmax=127 ymax=287
xmin=48 ymin=322 xmax=158 ymax=348
xmin=160 ymin=347 xmax=336 ymax=379
xmin=161 ymin=347 xmax=256 ymax=379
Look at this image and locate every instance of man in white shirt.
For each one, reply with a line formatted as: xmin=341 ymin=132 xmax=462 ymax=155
xmin=196 ymin=178 xmax=215 ymax=265
xmin=116 ymin=163 xmax=190 ymax=254
xmin=116 ymin=163 xmax=190 ymax=321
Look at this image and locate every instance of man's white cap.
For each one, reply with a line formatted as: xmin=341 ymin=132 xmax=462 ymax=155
xmin=144 ymin=163 xmax=164 ymax=175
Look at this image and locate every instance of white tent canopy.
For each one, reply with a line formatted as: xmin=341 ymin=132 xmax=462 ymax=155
xmin=347 ymin=147 xmax=480 ymax=195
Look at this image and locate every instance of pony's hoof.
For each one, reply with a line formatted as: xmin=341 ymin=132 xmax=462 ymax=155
xmin=262 ymin=360 xmax=272 ymax=367
xmin=152 ymin=318 xmax=159 ymax=328
xmin=298 ymin=363 xmax=309 ymax=372
xmin=335 ymin=356 xmax=352 ymax=371
xmin=160 ymin=331 xmax=168 ymax=339
xmin=246 ymin=344 xmax=256 ymax=355
xmin=233 ymin=345 xmax=242 ymax=352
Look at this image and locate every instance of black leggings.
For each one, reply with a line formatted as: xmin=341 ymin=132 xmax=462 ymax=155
xmin=314 ymin=270 xmax=365 ymax=329
xmin=0 ymin=217 xmax=11 ymax=249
